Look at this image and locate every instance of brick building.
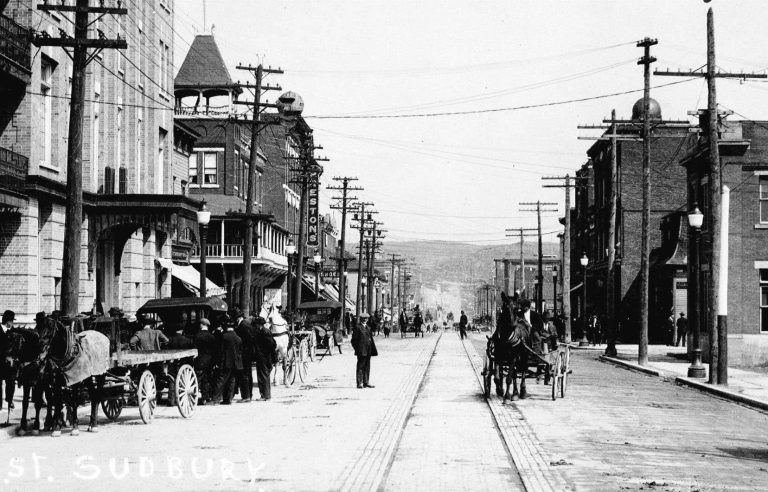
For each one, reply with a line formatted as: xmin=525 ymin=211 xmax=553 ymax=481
xmin=570 ymin=98 xmax=694 ymax=343
xmin=681 ymin=116 xmax=768 ymax=365
xmin=0 ymin=1 xmax=203 ymax=320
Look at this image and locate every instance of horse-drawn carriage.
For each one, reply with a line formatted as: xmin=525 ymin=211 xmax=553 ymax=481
xmin=296 ymin=301 xmax=342 ymax=358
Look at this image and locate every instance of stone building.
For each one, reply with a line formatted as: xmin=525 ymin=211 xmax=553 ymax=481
xmin=570 ymin=99 xmax=693 ymax=343
xmin=0 ymin=0 xmax=201 ymax=320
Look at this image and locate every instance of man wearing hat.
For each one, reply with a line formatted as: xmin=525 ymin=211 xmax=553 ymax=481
xmin=459 ymin=310 xmax=468 ymax=340
xmin=129 ymin=315 xmax=169 ymax=351
xmin=0 ymin=310 xmax=16 ymax=409
xmin=194 ymin=318 xmax=217 ymax=404
xmin=252 ymin=316 xmax=277 ymax=400
xmin=233 ymin=308 xmax=256 ymax=402
xmin=351 ymin=313 xmax=377 ymax=389
xmin=676 ymin=312 xmax=688 ymax=347
xmin=213 ymin=320 xmax=243 ymax=405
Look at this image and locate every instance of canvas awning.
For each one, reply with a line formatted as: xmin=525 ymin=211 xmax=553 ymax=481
xmin=156 ymin=258 xmax=226 ymax=296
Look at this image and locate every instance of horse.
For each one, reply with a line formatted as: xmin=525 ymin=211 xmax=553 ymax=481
xmin=38 ymin=316 xmax=110 ymax=436
xmin=3 ymin=328 xmax=51 ymax=436
xmin=259 ymin=303 xmax=290 ymax=386
xmin=493 ymin=292 xmax=532 ymax=402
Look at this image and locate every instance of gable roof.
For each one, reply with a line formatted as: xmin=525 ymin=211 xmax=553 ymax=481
xmin=175 ymin=35 xmax=238 ymax=95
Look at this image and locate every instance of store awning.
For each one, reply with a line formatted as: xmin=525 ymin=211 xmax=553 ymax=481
xmin=156 ymin=258 xmax=226 ymax=296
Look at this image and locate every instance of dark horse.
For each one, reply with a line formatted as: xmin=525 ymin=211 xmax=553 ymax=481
xmin=493 ymin=292 xmax=531 ymax=402
xmin=3 ymin=328 xmax=50 ymax=435
xmin=38 ymin=316 xmax=110 ymax=436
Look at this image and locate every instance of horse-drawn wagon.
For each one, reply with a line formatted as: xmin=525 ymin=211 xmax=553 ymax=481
xmin=296 ymin=300 xmax=342 ymax=358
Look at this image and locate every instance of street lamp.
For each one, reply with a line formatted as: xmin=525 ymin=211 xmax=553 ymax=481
xmin=286 ymin=238 xmax=296 ymax=321
xmin=552 ymin=265 xmax=558 ymax=316
xmin=687 ymin=204 xmax=706 ymax=378
xmin=313 ymin=249 xmax=323 ymax=301
xmin=196 ymin=200 xmax=211 ymax=298
xmin=579 ymin=253 xmax=589 ymax=346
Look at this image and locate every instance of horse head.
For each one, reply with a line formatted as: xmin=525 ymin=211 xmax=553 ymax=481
xmin=40 ymin=316 xmax=74 ymax=364
xmin=6 ymin=328 xmax=41 ymax=364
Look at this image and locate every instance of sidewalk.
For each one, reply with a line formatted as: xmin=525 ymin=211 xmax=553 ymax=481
xmin=599 ymin=343 xmax=768 ymax=412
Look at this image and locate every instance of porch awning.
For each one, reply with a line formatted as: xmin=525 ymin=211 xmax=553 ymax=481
xmin=156 ymin=258 xmax=225 ymax=296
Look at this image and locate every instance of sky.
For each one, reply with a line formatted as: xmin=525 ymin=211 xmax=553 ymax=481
xmin=173 ymin=0 xmax=768 ymax=244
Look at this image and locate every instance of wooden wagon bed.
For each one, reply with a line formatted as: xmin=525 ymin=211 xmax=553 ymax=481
xmin=110 ymin=349 xmax=197 ymax=367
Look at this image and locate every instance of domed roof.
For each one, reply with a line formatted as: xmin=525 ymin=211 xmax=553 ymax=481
xmin=631 ymin=98 xmax=662 ymax=121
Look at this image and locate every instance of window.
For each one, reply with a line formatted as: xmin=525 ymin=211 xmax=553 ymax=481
xmin=760 ymin=177 xmax=768 ymax=223
xmin=40 ymin=61 xmax=54 ymax=169
xmin=761 ymin=270 xmax=768 ymax=332
xmin=203 ymin=152 xmax=218 ymax=185
xmin=189 ymin=153 xmax=198 ymax=185
xmin=158 ymin=40 xmax=169 ymax=95
xmin=116 ymin=101 xmax=122 ymax=178
xmin=136 ymin=109 xmax=143 ymax=193
xmin=234 ymin=149 xmax=240 ymax=192
xmin=157 ymin=129 xmax=167 ymax=193
xmin=119 ymin=167 xmax=127 ymax=194
xmin=103 ymin=166 xmax=114 ymax=194
xmin=92 ymin=91 xmax=100 ymax=190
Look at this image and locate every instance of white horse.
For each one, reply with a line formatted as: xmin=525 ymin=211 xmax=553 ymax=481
xmin=259 ymin=302 xmax=291 ymax=386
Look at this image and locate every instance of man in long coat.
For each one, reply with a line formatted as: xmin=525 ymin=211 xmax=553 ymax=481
xmin=194 ymin=318 xmax=217 ymax=404
xmin=213 ymin=323 xmax=243 ymax=405
xmin=252 ymin=317 xmax=276 ymax=400
xmin=351 ymin=313 xmax=377 ymax=389
xmin=233 ymin=309 xmax=255 ymax=402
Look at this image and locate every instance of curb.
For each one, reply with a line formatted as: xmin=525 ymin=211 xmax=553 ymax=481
xmin=598 ymin=355 xmax=662 ymax=377
xmin=674 ymin=376 xmax=768 ymax=413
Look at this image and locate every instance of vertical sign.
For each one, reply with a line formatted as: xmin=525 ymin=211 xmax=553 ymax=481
xmin=307 ymin=180 xmax=319 ymax=247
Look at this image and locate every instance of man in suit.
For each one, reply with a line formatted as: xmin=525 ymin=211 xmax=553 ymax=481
xmin=0 ymin=310 xmax=16 ymax=410
xmin=232 ymin=308 xmax=255 ymax=402
xmin=459 ymin=310 xmax=468 ymax=340
xmin=129 ymin=315 xmax=169 ymax=351
xmin=194 ymin=318 xmax=217 ymax=404
xmin=352 ymin=313 xmax=377 ymax=389
xmin=252 ymin=316 xmax=276 ymax=400
xmin=168 ymin=327 xmax=194 ymax=350
xmin=213 ymin=321 xmax=243 ymax=405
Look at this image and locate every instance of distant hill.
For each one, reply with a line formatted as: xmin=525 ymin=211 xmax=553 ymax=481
xmin=380 ymin=240 xmax=559 ymax=314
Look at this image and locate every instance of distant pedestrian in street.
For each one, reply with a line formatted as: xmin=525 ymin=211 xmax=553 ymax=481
xmin=213 ymin=322 xmax=244 ymax=405
xmin=382 ymin=316 xmax=391 ymax=338
xmin=352 ymin=313 xmax=377 ymax=389
xmin=399 ymin=311 xmax=408 ymax=336
xmin=344 ymin=310 xmax=352 ymax=337
xmin=194 ymin=318 xmax=217 ymax=405
xmin=252 ymin=316 xmax=276 ymax=400
xmin=459 ymin=310 xmax=468 ymax=340
xmin=676 ymin=313 xmax=688 ymax=347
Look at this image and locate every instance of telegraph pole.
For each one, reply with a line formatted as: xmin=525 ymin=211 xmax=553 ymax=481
xmin=33 ymin=1 xmax=127 ymax=317
xmin=387 ymin=254 xmax=403 ymax=318
xmin=543 ymin=175 xmax=588 ymax=343
xmin=351 ymin=203 xmax=375 ymax=319
xmin=520 ymin=201 xmax=558 ymax=312
xmin=655 ymin=9 xmax=765 ymax=383
xmin=505 ymin=228 xmax=537 ymax=300
xmin=328 ymin=177 xmax=362 ymax=330
xmin=234 ymin=63 xmax=282 ymax=316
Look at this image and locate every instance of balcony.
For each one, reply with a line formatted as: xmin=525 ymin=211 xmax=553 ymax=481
xmin=0 ymin=146 xmax=28 ymax=195
xmin=191 ymin=243 xmax=288 ymax=267
xmin=0 ymin=14 xmax=31 ymax=84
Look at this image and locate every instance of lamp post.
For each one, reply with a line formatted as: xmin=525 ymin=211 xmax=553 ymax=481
xmin=313 ymin=250 xmax=323 ymax=301
xmin=687 ymin=205 xmax=706 ymax=378
xmin=196 ymin=200 xmax=211 ymax=298
xmin=286 ymin=238 xmax=297 ymax=323
xmin=579 ymin=253 xmax=589 ymax=346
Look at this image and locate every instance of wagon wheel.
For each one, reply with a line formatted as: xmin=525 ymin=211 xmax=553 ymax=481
xmin=297 ymin=339 xmax=310 ymax=383
xmin=482 ymin=356 xmax=492 ymax=398
xmin=101 ymin=398 xmax=123 ymax=421
xmin=138 ymin=370 xmax=157 ymax=424
xmin=551 ymin=353 xmax=562 ymax=401
xmin=175 ymin=364 xmax=199 ymax=419
xmin=560 ymin=349 xmax=569 ymax=398
xmin=285 ymin=345 xmax=297 ymax=386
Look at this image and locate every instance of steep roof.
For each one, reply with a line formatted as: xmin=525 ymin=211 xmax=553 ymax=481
xmin=175 ymin=35 xmax=238 ymax=94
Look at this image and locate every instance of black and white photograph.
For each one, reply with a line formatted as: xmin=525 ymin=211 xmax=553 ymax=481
xmin=1 ymin=0 xmax=768 ymax=490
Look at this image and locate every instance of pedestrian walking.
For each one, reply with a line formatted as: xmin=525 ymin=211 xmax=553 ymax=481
xmin=666 ymin=312 xmax=676 ymax=346
xmin=344 ymin=310 xmax=352 ymax=337
xmin=252 ymin=316 xmax=276 ymax=400
xmin=676 ymin=313 xmax=688 ymax=347
xmin=129 ymin=315 xmax=169 ymax=350
xmin=352 ymin=313 xmax=377 ymax=389
xmin=459 ymin=310 xmax=468 ymax=340
xmin=383 ymin=316 xmax=391 ymax=338
xmin=194 ymin=318 xmax=217 ymax=405
xmin=0 ymin=310 xmax=17 ymax=410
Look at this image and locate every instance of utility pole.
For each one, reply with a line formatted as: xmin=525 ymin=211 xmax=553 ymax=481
xmin=520 ymin=201 xmax=558 ymax=312
xmin=655 ymin=10 xmax=765 ymax=383
xmin=543 ymin=175 xmax=588 ymax=343
xmin=328 ymin=176 xmax=362 ymax=330
xmin=505 ymin=228 xmax=537 ymax=299
xmin=234 ymin=63 xmax=282 ymax=316
xmin=351 ymin=203 xmax=375 ymax=319
xmin=387 ymin=254 xmax=403 ymax=318
xmin=365 ymin=222 xmax=386 ymax=314
xmin=33 ymin=1 xmax=127 ymax=317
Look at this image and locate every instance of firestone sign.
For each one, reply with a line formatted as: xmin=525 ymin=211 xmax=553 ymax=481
xmin=307 ymin=181 xmax=319 ymax=247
